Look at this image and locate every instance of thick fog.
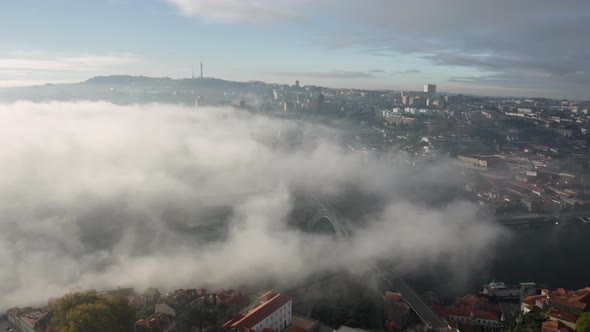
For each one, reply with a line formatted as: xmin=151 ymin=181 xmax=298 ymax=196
xmin=0 ymin=101 xmax=504 ymax=309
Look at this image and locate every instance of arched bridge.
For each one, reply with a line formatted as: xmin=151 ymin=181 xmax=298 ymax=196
xmin=305 ymin=197 xmax=450 ymax=332
xmin=307 ymin=208 xmax=347 ymax=238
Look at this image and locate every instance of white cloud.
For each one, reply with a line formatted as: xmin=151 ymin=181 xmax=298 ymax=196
xmin=0 ymin=54 xmax=142 ymax=87
xmin=165 ymin=0 xmax=307 ymax=24
xmin=0 ymin=80 xmax=75 ymax=88
xmin=0 ymin=55 xmax=140 ymax=72
xmin=0 ymin=101 xmax=504 ymax=309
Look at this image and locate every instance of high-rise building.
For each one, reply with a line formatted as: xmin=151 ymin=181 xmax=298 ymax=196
xmin=316 ymin=92 xmax=325 ymax=111
xmin=424 ymin=84 xmax=436 ymax=94
xmin=295 ymin=80 xmax=300 ymax=88
xmin=200 ymin=58 xmax=203 ymax=79
xmin=402 ymin=96 xmax=410 ymax=105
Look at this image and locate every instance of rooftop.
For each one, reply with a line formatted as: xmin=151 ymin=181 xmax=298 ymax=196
xmin=545 ymin=308 xmax=578 ymax=324
xmin=137 ymin=312 xmax=174 ymax=331
xmin=542 ymin=320 xmax=573 ymax=332
xmin=231 ymin=294 xmax=291 ymax=329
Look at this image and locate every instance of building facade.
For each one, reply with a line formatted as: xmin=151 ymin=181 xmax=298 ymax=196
xmin=229 ymin=293 xmax=292 ymax=332
xmin=424 ymin=84 xmax=436 ymax=94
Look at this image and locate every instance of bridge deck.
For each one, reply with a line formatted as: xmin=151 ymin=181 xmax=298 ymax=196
xmin=376 ymin=265 xmax=450 ymax=331
xmin=309 ymin=195 xmax=450 ymax=331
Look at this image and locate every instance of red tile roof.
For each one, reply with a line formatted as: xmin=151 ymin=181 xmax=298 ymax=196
xmin=259 ymin=291 xmax=277 ymax=302
xmin=223 ymin=316 xmax=245 ymax=329
xmin=224 ymin=293 xmax=249 ymax=307
xmin=385 ymin=292 xmax=403 ymax=301
xmin=231 ymin=294 xmax=291 ymax=329
xmin=20 ymin=307 xmax=52 ymax=326
xmin=542 ymin=320 xmax=573 ymax=332
xmin=6 ymin=308 xmax=20 ymax=317
xmin=523 ymin=295 xmax=546 ymax=305
xmin=545 ymin=308 xmax=578 ymax=324
xmin=431 ymin=305 xmax=499 ymax=322
xmin=136 ymin=312 xmax=174 ymax=332
xmin=473 ymin=310 xmax=500 ymax=321
xmin=570 ymin=292 xmax=590 ymax=305
xmin=553 ymin=296 xmax=588 ymax=310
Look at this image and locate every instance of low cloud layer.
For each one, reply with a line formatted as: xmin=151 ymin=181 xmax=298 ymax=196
xmin=0 ymin=101 xmax=504 ymax=309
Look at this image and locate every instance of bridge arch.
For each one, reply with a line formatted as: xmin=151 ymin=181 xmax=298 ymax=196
xmin=307 ymin=209 xmax=346 ymax=238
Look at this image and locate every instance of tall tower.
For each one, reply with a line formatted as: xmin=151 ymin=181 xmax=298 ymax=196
xmin=424 ymin=84 xmax=436 ymax=94
xmin=200 ymin=58 xmax=203 ymax=79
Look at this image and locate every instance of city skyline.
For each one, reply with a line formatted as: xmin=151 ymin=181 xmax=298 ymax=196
xmin=1 ymin=0 xmax=589 ymax=100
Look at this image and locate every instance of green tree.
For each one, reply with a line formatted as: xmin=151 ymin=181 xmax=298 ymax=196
xmin=144 ymin=288 xmax=161 ymax=302
xmin=49 ymin=292 xmax=136 ymax=332
xmin=179 ymin=304 xmax=218 ymax=332
xmin=138 ymin=304 xmax=156 ymax=319
xmin=511 ymin=309 xmax=546 ymax=332
xmin=577 ymin=312 xmax=590 ymax=332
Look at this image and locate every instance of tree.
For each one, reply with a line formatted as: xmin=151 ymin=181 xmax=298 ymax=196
xmin=178 ymin=304 xmax=218 ymax=332
xmin=511 ymin=309 xmax=546 ymax=332
xmin=144 ymin=288 xmax=161 ymax=302
xmin=577 ymin=312 xmax=590 ymax=332
xmin=137 ymin=304 xmax=156 ymax=319
xmin=49 ymin=292 xmax=136 ymax=332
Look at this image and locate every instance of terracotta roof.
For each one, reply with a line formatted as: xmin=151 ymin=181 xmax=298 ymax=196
xmin=7 ymin=308 xmax=20 ymax=317
xmin=545 ymin=308 xmax=578 ymax=323
xmin=259 ymin=291 xmax=277 ymax=302
xmin=473 ymin=310 xmax=500 ymax=321
xmin=431 ymin=305 xmax=499 ymax=322
xmin=385 ymin=292 xmax=403 ymax=301
xmin=223 ymin=315 xmax=245 ymax=329
xmin=20 ymin=308 xmax=52 ymax=326
xmin=553 ymin=296 xmax=588 ymax=310
xmin=570 ymin=292 xmax=590 ymax=305
xmin=136 ymin=312 xmax=174 ymax=332
xmin=542 ymin=320 xmax=573 ymax=332
xmin=522 ymin=295 xmax=546 ymax=305
xmin=231 ymin=294 xmax=291 ymax=329
xmin=224 ymin=293 xmax=249 ymax=307
xmin=218 ymin=293 xmax=232 ymax=303
xmin=543 ymin=321 xmax=560 ymax=329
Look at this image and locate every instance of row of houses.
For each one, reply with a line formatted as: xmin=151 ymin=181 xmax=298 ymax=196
xmin=135 ymin=289 xmax=319 ymax=332
xmin=522 ymin=286 xmax=590 ymax=330
xmin=136 ymin=288 xmax=252 ymax=332
xmin=6 ymin=307 xmax=52 ymax=332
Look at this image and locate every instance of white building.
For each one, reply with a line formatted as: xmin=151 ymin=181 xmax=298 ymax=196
xmin=230 ymin=293 xmax=292 ymax=332
xmin=424 ymin=84 xmax=436 ymax=94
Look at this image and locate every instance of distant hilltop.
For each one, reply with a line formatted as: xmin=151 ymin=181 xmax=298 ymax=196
xmin=85 ymin=75 xmax=175 ymax=84
xmin=0 ymin=75 xmax=262 ymax=105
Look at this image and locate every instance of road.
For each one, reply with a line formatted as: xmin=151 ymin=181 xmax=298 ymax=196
xmin=376 ymin=264 xmax=450 ymax=331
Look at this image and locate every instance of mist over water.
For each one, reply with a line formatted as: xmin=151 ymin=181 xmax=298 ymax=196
xmin=0 ymin=101 xmax=504 ymax=310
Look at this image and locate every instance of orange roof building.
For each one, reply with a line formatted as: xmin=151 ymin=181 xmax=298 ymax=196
xmin=228 ymin=293 xmax=292 ymax=332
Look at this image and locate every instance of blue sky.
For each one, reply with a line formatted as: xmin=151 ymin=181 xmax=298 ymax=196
xmin=1 ymin=0 xmax=589 ymax=99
